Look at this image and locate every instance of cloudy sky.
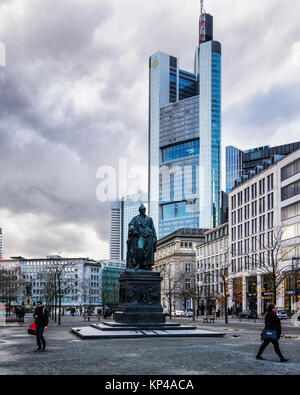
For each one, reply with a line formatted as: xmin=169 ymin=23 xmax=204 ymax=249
xmin=0 ymin=0 xmax=300 ymax=259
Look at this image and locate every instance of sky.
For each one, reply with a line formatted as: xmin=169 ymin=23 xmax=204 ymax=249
xmin=0 ymin=0 xmax=300 ymax=260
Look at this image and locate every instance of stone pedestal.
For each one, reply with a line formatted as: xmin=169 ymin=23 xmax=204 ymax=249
xmin=114 ymin=270 xmax=166 ymax=324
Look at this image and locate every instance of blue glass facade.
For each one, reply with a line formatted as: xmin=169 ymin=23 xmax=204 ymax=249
xmin=226 ymin=146 xmax=243 ymax=194
xmin=162 ymin=140 xmax=199 ymax=163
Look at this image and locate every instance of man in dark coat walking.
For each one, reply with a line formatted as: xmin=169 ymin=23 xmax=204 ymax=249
xmin=34 ymin=301 xmax=49 ymax=352
xmin=256 ymin=304 xmax=288 ymax=362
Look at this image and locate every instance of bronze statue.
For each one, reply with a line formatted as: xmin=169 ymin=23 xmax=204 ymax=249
xmin=126 ymin=204 xmax=157 ymax=271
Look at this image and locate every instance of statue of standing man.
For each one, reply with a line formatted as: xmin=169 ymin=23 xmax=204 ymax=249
xmin=126 ymin=204 xmax=157 ymax=271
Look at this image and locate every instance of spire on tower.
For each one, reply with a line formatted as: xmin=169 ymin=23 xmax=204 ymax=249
xmin=199 ymin=0 xmax=206 ymax=44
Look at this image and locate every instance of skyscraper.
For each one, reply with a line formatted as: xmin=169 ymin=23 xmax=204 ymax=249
xmin=226 ymin=146 xmax=243 ymax=194
xmin=148 ymin=5 xmax=221 ymax=239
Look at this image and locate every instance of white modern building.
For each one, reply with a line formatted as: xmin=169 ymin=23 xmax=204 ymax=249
xmin=227 ymin=148 xmax=300 ymax=315
xmin=0 ymin=256 xmax=103 ymax=308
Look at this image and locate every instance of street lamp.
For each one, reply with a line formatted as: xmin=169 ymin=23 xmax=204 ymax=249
xmin=292 ymin=257 xmax=300 ymax=314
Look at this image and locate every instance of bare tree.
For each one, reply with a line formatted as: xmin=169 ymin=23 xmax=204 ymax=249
xmin=159 ymin=261 xmax=179 ymax=319
xmin=39 ymin=260 xmax=77 ymax=325
xmin=176 ymin=263 xmax=198 ymax=320
xmin=0 ymin=266 xmax=24 ymax=315
xmin=216 ymin=252 xmax=232 ymax=324
xmin=244 ymin=225 xmax=295 ymax=306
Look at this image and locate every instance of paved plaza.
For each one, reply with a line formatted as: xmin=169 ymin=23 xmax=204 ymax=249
xmin=0 ymin=315 xmax=300 ymax=375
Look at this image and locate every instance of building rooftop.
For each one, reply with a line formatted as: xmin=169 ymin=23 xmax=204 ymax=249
xmin=157 ymin=228 xmax=208 ymax=246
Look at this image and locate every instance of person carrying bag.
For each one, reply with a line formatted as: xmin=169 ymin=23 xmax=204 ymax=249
xmin=256 ymin=304 xmax=289 ymax=362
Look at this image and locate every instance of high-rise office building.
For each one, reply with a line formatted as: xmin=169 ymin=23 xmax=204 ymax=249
xmin=226 ymin=142 xmax=300 ymax=193
xmin=226 ymin=146 xmax=243 ymax=194
xmin=109 ymin=201 xmax=122 ymax=261
xmin=148 ymin=5 xmax=221 ymax=239
xmin=109 ymin=192 xmax=148 ymax=262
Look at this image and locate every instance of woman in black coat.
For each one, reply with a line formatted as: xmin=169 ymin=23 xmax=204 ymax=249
xmin=256 ymin=304 xmax=289 ymax=362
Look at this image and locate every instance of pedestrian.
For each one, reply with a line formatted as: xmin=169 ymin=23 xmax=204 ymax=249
xmin=18 ymin=306 xmax=25 ymax=326
xmin=33 ymin=301 xmax=49 ymax=352
xmin=256 ymin=304 xmax=289 ymax=362
xmin=15 ymin=306 xmax=20 ymax=318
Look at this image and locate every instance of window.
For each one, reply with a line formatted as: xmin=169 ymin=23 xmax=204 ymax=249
xmin=282 ymin=223 xmax=300 ymax=241
xmin=281 ymin=158 xmax=300 ymax=181
xmin=252 ymin=201 xmax=257 ymax=217
xmin=267 ymin=212 xmax=274 ymax=229
xmin=259 ymin=197 xmax=265 ymax=214
xmin=281 ymin=181 xmax=300 ymax=201
xmin=281 ymin=201 xmax=300 ymax=220
xmin=238 ymin=192 xmax=243 ymax=206
xmin=251 ymin=183 xmax=257 ymax=199
xmin=238 ymin=225 xmax=243 ymax=239
xmin=232 ymin=227 xmax=236 ymax=241
xmin=244 ymin=204 xmax=250 ymax=220
xmin=259 ymin=233 xmax=265 ymax=249
xmin=162 ymin=140 xmax=200 ymax=163
xmin=186 ymin=263 xmax=191 ymax=272
xmin=244 ymin=187 xmax=250 ymax=203
xmin=259 ymin=215 xmax=265 ymax=232
xmin=267 ymin=193 xmax=274 ymax=210
xmin=231 ymin=195 xmax=236 ymax=210
xmin=232 ymin=211 xmax=237 ymax=225
xmin=238 ymin=208 xmax=243 ymax=223
xmin=245 ymin=221 xmax=250 ymax=237
xmin=259 ymin=179 xmax=265 ymax=195
xmin=185 ymin=279 xmax=191 ymax=289
xmin=252 ymin=218 xmax=257 ymax=234
xmin=267 ymin=174 xmax=274 ymax=191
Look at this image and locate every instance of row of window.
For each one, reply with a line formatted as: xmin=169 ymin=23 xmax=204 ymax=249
xmin=231 ymin=231 xmax=274 ymax=256
xmin=231 ymin=194 xmax=274 ymax=225
xmin=231 ymin=175 xmax=274 ymax=209
xmin=232 ymin=213 xmax=274 ymax=240
xmin=231 ymin=252 xmax=273 ymax=273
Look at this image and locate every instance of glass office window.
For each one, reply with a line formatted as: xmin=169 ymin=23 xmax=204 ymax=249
xmin=162 ymin=140 xmax=199 ymax=163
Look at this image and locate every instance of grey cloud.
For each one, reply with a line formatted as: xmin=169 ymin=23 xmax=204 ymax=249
xmin=0 ymin=0 xmax=300 ymax=258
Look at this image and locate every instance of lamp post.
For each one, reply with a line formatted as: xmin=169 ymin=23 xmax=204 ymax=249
xmin=292 ymin=257 xmax=300 ymax=314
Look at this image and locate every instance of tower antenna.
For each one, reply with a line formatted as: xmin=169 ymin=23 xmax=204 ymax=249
xmin=199 ymin=0 xmax=206 ymax=44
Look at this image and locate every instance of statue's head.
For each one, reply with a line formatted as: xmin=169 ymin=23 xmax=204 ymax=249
xmin=139 ymin=204 xmax=146 ymax=215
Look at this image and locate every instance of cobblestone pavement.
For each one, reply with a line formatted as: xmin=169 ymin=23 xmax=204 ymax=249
xmin=0 ymin=316 xmax=299 ymax=375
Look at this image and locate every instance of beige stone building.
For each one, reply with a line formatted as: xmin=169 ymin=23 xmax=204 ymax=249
xmin=153 ymin=228 xmax=206 ymax=314
xmin=196 ymin=223 xmax=229 ymax=314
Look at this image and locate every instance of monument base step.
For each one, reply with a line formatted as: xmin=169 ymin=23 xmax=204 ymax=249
xmin=71 ymin=323 xmax=225 ymax=339
xmin=90 ymin=321 xmax=197 ymax=331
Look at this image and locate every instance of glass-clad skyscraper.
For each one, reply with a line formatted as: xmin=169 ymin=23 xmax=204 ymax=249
xmin=149 ymin=11 xmax=222 ymax=238
xmin=226 ymin=146 xmax=243 ymax=194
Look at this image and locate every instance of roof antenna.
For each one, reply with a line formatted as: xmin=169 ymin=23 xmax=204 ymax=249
xmin=199 ymin=0 xmax=206 ymax=44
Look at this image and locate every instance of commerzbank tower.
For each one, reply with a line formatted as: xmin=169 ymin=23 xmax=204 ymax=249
xmin=148 ymin=1 xmax=222 ymax=238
